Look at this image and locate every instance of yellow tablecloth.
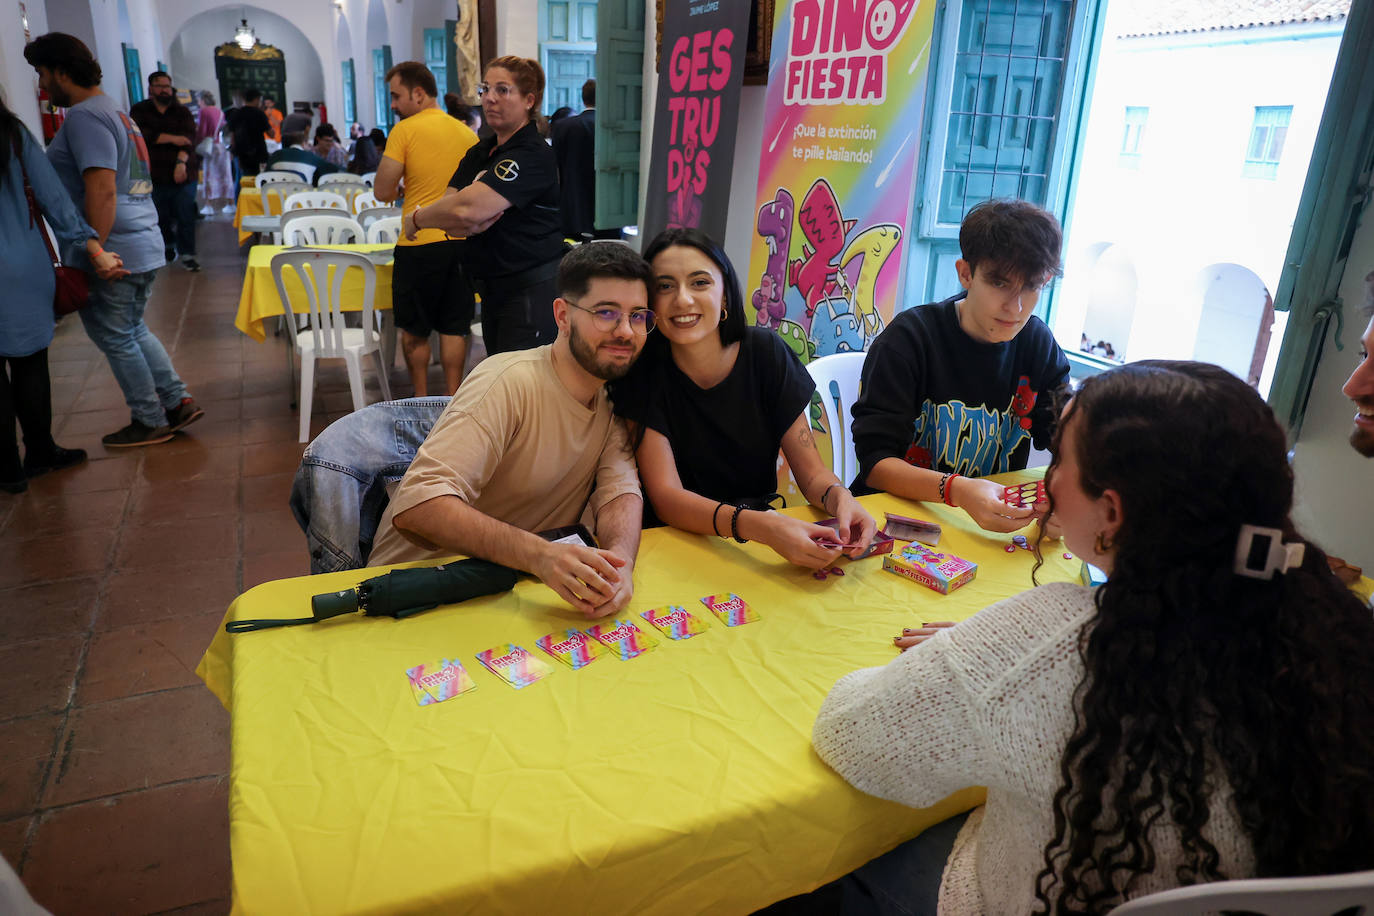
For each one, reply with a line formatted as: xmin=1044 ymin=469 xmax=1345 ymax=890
xmin=198 ymin=481 xmax=1078 ymax=915
xmin=233 ymin=182 xmax=268 ymax=247
xmin=234 ymin=244 xmax=394 ymax=342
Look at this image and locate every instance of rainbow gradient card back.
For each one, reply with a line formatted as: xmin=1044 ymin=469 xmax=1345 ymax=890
xmin=700 ymin=593 xmax=760 ymax=627
xmin=405 ymin=658 xmax=477 ymax=706
xmin=586 ymin=618 xmax=660 ymax=659
xmin=474 ymin=643 xmax=553 ymax=689
xmin=535 ymin=628 xmax=604 ymax=669
xmin=641 ymin=605 xmax=710 ymax=640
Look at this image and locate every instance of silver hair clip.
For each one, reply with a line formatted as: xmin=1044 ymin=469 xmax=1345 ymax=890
xmin=1233 ymin=524 xmax=1305 ymax=580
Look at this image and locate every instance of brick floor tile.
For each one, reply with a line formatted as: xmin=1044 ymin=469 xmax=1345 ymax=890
xmin=242 ymin=510 xmax=305 ymax=558
xmin=44 ymin=688 xmax=229 ymax=807
xmin=0 ymin=579 xmax=99 ymax=641
xmin=0 ymin=715 xmax=62 ymax=819
xmin=98 ymin=561 xmax=238 ymax=631
xmin=243 ymin=442 xmax=305 ymax=478
xmin=139 ymin=445 xmax=243 ymax=484
xmin=0 ymin=529 xmax=116 ymax=589
xmin=241 ymin=551 xmax=308 ymax=590
xmin=79 ymin=614 xmax=224 ymax=705
xmin=129 ymin=478 xmax=240 ymax=524
xmin=0 ymin=815 xmax=32 ymax=867
xmin=24 ymin=454 xmax=138 ymax=496
xmin=0 ymin=635 xmax=83 ymax=721
xmin=23 ymin=777 xmax=230 ymax=916
xmin=0 ymin=489 xmax=128 ymax=542
xmin=115 ymin=518 xmax=236 ymax=572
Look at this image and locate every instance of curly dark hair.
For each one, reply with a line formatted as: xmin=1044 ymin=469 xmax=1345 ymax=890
xmin=1031 ymin=360 xmax=1374 ymax=913
xmin=23 ymin=32 xmax=102 ymax=88
xmin=959 ymin=198 xmax=1062 ymax=286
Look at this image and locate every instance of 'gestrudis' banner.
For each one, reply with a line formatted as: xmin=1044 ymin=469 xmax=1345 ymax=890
xmin=746 ymin=0 xmax=935 ymax=361
xmin=641 ymin=0 xmax=751 ymax=243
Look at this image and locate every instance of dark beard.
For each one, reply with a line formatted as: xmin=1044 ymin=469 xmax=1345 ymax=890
xmin=568 ymin=323 xmax=634 ymax=382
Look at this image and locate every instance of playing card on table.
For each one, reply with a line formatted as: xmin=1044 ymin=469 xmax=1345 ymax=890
xmin=700 ymin=593 xmax=760 ymax=627
xmin=641 ymin=605 xmax=710 ymax=640
xmin=475 ymin=643 xmax=553 ymax=688
xmin=535 ymin=628 xmax=604 ymax=669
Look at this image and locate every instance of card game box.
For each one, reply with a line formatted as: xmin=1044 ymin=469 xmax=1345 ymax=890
xmin=882 ymin=543 xmax=978 ymax=594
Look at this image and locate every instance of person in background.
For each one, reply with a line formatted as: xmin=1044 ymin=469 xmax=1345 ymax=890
xmin=312 ymin=122 xmax=348 ymax=169
xmin=1344 ymin=277 xmax=1373 ymax=458
xmin=262 ymin=95 xmax=282 ymax=143
xmin=611 ymin=228 xmax=877 ymax=568
xmin=851 ymin=198 xmax=1070 ymax=533
xmin=264 ymin=113 xmax=341 ymax=185
xmin=551 ymin=79 xmax=620 ymax=241
xmin=130 ymin=70 xmax=200 ymax=272
xmin=0 ymin=92 xmax=125 ymax=492
xmin=811 ymin=360 xmax=1374 ymax=913
xmin=25 ymin=32 xmax=204 ymax=448
xmin=374 ymin=61 xmax=479 ymax=396
xmin=194 ymin=90 xmax=234 ymax=214
xmin=368 ymin=127 xmax=386 ymax=154
xmin=444 ymin=93 xmax=481 ymax=133
xmin=225 ymin=88 xmax=270 ymax=179
xmin=368 ymin=242 xmax=652 ymax=619
xmin=347 ymin=136 xmax=381 ymax=176
xmin=405 ymin=56 xmax=568 ymax=354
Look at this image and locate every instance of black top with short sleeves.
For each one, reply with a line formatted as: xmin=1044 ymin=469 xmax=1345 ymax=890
xmin=448 ymin=120 xmax=565 ymax=278
xmin=612 ymin=327 xmax=817 ymax=505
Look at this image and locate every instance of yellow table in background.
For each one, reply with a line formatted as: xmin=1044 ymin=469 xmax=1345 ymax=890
xmin=233 ymin=177 xmax=267 ymax=246
xmin=198 ymin=482 xmax=1078 ymax=915
xmin=234 ymin=243 xmax=394 ymax=342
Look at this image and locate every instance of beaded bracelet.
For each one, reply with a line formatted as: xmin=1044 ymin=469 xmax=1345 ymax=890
xmin=730 ymin=504 xmax=748 ymax=543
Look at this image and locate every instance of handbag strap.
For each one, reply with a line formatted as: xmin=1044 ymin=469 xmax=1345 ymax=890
xmin=11 ymin=133 xmax=62 ymax=266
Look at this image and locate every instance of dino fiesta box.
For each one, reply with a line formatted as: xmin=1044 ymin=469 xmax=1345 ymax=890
xmin=882 ymin=543 xmax=978 ymax=595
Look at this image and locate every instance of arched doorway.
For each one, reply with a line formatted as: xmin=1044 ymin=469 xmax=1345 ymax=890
xmin=365 ymin=0 xmax=391 ymax=131
xmin=168 ymin=7 xmax=325 ymax=113
xmin=1079 ymin=242 xmax=1138 ymax=362
xmin=1191 ymin=263 xmax=1273 ymax=386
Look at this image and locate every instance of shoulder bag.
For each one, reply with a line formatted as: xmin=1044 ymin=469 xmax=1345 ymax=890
xmin=12 ymin=134 xmax=91 ymax=316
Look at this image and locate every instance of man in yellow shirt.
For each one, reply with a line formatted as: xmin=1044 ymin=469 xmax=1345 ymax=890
xmin=374 ymin=62 xmax=479 ymax=395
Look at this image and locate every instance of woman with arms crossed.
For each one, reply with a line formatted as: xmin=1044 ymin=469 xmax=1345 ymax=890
xmin=612 ymin=229 xmax=877 ymax=569
xmin=810 ymin=360 xmax=1374 ymax=913
xmin=404 ymin=56 xmax=567 ymax=354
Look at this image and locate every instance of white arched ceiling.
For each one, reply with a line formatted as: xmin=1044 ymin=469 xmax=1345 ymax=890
xmin=168 ymin=6 xmax=325 ymax=106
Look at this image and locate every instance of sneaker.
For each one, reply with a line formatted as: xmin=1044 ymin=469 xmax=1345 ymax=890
xmin=182 ymin=257 xmax=202 ymax=272
xmin=102 ymin=420 xmax=174 ymax=448
xmin=165 ymin=397 xmax=205 ymax=432
xmin=0 ymin=477 xmax=26 ymax=494
xmin=23 ymin=446 xmax=87 ymax=478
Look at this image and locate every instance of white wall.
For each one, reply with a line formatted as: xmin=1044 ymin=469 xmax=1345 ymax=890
xmin=1291 ymin=205 xmax=1374 ymax=571
xmin=0 ymin=0 xmax=47 ymax=136
xmin=168 ymin=8 xmax=325 ymax=107
xmin=497 ymin=0 xmax=538 ymax=59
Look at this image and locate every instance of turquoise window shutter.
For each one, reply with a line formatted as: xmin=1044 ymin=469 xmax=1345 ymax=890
xmin=593 ymin=0 xmax=644 ymax=229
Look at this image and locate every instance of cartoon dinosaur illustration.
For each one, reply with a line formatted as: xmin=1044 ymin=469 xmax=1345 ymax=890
xmin=810 ymin=296 xmax=865 ymax=358
xmin=839 ymin=223 xmax=902 ymax=343
xmin=777 ymin=318 xmax=816 ymax=364
xmin=789 ymin=179 xmax=855 ymax=332
xmin=752 ymin=189 xmax=794 ymax=329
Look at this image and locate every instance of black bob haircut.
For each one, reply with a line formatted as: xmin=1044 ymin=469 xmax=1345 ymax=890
xmin=642 ymin=227 xmax=746 ymax=347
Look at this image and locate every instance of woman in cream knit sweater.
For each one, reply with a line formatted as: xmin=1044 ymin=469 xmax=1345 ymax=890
xmin=813 ymin=360 xmax=1374 ymax=914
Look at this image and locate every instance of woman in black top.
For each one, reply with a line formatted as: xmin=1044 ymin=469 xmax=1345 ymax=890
xmin=406 ymin=56 xmax=567 ymax=353
xmin=612 ymin=229 xmax=877 ymax=568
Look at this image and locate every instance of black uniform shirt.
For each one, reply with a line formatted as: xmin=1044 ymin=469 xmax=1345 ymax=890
xmin=448 ymin=120 xmax=565 ymax=278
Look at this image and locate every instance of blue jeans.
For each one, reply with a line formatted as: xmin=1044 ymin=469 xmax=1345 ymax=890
xmin=79 ymin=270 xmax=188 ymax=428
xmin=151 ymin=181 xmax=198 ymax=259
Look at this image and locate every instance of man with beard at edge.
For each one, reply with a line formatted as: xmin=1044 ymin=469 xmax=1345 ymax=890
xmin=1344 ymin=271 xmax=1374 ymax=459
xmin=367 ymin=242 xmax=653 ymax=619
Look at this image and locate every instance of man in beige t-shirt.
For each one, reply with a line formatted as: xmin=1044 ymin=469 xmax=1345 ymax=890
xmin=369 ymin=242 xmax=654 ymax=618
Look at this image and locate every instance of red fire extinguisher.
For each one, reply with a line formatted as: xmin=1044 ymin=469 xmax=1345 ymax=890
xmin=38 ymin=87 xmax=64 ymax=143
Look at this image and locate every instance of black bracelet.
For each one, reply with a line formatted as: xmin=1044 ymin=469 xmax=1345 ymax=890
xmin=730 ymin=504 xmax=748 ymax=544
xmin=937 ymin=473 xmax=951 ymax=503
xmin=711 ymin=501 xmax=726 ymax=538
xmin=821 ymin=483 xmax=842 ymax=511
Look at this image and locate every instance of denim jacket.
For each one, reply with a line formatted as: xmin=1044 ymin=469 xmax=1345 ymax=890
xmin=290 ymin=397 xmax=450 ymax=573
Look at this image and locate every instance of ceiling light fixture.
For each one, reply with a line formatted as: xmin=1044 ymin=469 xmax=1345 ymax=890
xmin=234 ymin=18 xmax=257 ymax=52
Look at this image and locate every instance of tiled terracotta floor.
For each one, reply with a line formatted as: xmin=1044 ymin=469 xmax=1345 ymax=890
xmin=0 ymin=217 xmax=480 ymax=914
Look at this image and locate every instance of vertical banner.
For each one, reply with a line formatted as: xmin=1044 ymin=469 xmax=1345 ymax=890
xmin=641 ymin=0 xmax=751 ymax=243
xmin=746 ymin=0 xmax=935 ymax=369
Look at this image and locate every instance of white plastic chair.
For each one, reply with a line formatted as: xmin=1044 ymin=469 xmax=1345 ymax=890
xmin=271 ymin=161 xmax=317 ymax=184
xmin=257 ymin=180 xmax=309 ymax=217
xmin=283 ymin=213 xmax=365 ymax=246
xmin=270 ymin=250 xmax=392 ymax=442
xmin=365 ymin=216 xmax=402 ymax=245
xmin=352 ymin=189 xmax=380 ymax=214
xmin=1112 ymin=869 xmax=1374 ymax=915
xmin=256 ymin=170 xmax=302 ymax=188
xmin=357 ymin=206 xmax=401 ymax=233
xmin=283 ymin=190 xmax=349 ymax=213
xmin=360 ymin=171 xmax=376 ymax=187
xmin=318 ymin=173 xmax=366 ymax=188
xmin=806 ymin=352 xmax=867 ymax=485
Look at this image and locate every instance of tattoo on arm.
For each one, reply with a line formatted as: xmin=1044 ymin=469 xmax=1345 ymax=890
xmin=797 ymin=428 xmax=815 ymax=448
